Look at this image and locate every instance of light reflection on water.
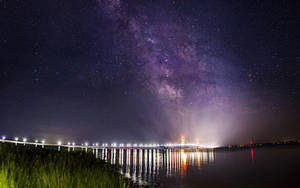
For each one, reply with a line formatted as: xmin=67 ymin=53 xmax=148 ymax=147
xmin=99 ymin=148 xmax=215 ymax=185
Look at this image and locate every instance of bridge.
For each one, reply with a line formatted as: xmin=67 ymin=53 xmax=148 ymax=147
xmin=0 ymin=135 xmax=218 ymax=151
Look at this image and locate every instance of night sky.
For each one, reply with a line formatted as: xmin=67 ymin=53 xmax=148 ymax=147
xmin=0 ymin=0 xmax=299 ymax=145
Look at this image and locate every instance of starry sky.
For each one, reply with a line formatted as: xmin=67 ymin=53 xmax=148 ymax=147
xmin=0 ymin=0 xmax=299 ymax=145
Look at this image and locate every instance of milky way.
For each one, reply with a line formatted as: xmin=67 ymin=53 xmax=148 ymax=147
xmin=95 ymin=0 xmax=246 ymax=145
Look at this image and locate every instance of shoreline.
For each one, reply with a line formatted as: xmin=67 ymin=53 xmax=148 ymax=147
xmin=216 ymin=141 xmax=300 ymax=151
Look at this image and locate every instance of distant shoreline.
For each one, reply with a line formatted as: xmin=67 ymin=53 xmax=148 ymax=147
xmin=216 ymin=141 xmax=300 ymax=151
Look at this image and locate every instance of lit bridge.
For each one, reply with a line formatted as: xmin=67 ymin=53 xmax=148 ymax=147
xmin=0 ymin=136 xmax=218 ymax=151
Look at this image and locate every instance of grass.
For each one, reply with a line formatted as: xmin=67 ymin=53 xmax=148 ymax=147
xmin=0 ymin=143 xmax=137 ymax=188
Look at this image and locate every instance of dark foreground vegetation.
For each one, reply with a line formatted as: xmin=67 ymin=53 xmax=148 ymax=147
xmin=0 ymin=143 xmax=136 ymax=188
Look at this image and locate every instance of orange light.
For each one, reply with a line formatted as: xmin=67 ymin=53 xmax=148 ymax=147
xmin=197 ymin=152 xmax=201 ymax=170
xmin=181 ymin=149 xmax=187 ymax=177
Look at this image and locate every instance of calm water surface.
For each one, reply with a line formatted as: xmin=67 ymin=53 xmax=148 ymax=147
xmin=98 ymin=146 xmax=300 ymax=187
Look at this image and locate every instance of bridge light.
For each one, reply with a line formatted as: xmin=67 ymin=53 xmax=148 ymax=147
xmin=14 ymin=137 xmax=19 ymax=146
xmin=41 ymin=140 xmax=45 ymax=148
xmin=1 ymin=136 xmax=5 ymax=143
xmin=34 ymin=140 xmax=38 ymax=147
xmin=139 ymin=143 xmax=143 ymax=147
xmin=133 ymin=143 xmax=137 ymax=147
xmin=67 ymin=142 xmax=71 ymax=152
xmin=57 ymin=141 xmax=62 ymax=151
xmin=71 ymin=142 xmax=75 ymax=151
xmin=126 ymin=143 xmax=131 ymax=147
xmin=95 ymin=143 xmax=99 ymax=146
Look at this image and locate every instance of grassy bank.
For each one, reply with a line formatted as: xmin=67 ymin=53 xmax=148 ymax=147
xmin=0 ymin=143 xmax=136 ymax=188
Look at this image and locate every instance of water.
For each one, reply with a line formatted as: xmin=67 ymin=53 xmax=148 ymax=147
xmin=98 ymin=146 xmax=300 ymax=187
